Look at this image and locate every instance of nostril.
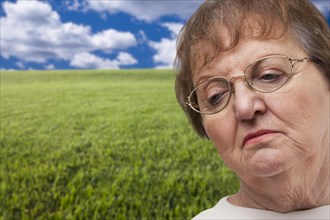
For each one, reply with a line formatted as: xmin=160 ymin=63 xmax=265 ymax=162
xmin=233 ymin=85 xmax=266 ymax=121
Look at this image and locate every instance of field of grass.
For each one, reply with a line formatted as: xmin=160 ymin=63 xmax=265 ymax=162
xmin=0 ymin=69 xmax=239 ymax=220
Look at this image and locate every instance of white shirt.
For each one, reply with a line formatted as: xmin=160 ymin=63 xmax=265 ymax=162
xmin=193 ymin=196 xmax=330 ymax=220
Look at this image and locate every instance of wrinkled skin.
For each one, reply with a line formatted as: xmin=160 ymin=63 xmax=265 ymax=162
xmin=196 ymin=35 xmax=330 ymax=212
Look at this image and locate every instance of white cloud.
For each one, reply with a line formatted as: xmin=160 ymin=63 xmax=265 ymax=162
xmin=45 ymin=64 xmax=55 ymax=70
xmin=149 ymin=38 xmax=176 ymax=68
xmin=66 ymin=0 xmax=83 ymax=11
xmin=0 ymin=1 xmax=137 ymax=68
xmin=91 ymin=29 xmax=136 ymax=50
xmin=137 ymin=30 xmax=148 ymax=44
xmin=85 ymin=0 xmax=203 ymax=22
xmin=70 ymin=52 xmax=137 ymax=69
xmin=149 ymin=23 xmax=183 ymax=69
xmin=0 ymin=68 xmax=16 ymax=72
xmin=162 ymin=23 xmax=183 ymax=37
xmin=116 ymin=52 xmax=138 ymax=66
xmin=85 ymin=0 xmax=327 ymax=23
xmin=16 ymin=61 xmax=25 ymax=69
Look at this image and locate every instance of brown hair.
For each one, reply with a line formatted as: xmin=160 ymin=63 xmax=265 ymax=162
xmin=175 ymin=0 xmax=330 ymax=138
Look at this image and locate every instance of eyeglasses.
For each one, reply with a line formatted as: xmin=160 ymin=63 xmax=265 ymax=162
xmin=186 ymin=55 xmax=309 ymax=115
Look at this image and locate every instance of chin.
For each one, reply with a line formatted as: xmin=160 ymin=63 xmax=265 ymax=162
xmin=242 ymin=148 xmax=297 ymax=177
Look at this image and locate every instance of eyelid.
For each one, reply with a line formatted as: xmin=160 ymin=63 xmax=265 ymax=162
xmin=194 ymin=54 xmax=293 ymax=86
xmin=194 ymin=68 xmax=230 ymax=86
xmin=194 ymin=75 xmax=216 ymax=87
xmin=205 ymin=85 xmax=227 ymax=96
xmin=253 ymin=68 xmax=283 ymax=75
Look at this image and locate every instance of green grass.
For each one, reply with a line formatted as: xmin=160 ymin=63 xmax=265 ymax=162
xmin=0 ymin=69 xmax=239 ymax=220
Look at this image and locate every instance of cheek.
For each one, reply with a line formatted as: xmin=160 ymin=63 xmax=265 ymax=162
xmin=271 ymin=82 xmax=329 ymax=152
xmin=296 ymin=91 xmax=329 ymax=147
xmin=203 ymin=113 xmax=237 ymax=155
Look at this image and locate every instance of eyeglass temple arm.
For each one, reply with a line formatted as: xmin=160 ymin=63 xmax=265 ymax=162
xmin=289 ymin=57 xmax=309 ymax=67
xmin=186 ymin=98 xmax=199 ymax=109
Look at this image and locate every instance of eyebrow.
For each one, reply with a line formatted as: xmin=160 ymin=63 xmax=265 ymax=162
xmin=193 ymin=68 xmax=228 ymax=86
xmin=192 ymin=52 xmax=284 ymax=86
xmin=194 ymin=74 xmax=213 ymax=86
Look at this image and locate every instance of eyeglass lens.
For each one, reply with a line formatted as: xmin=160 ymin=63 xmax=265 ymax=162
xmin=189 ymin=56 xmax=293 ymax=114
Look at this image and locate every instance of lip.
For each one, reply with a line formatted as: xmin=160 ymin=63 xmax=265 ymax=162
xmin=242 ymin=130 xmax=281 ymax=147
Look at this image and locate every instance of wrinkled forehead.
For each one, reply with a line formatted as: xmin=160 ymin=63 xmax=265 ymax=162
xmin=189 ymin=18 xmax=287 ymax=80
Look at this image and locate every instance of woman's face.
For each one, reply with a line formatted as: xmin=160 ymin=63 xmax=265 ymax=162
xmin=196 ymin=36 xmax=329 ymax=179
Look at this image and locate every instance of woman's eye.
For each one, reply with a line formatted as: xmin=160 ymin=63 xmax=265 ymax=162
xmin=198 ymin=79 xmax=230 ymax=110
xmin=257 ymin=70 xmax=285 ymax=82
xmin=206 ymin=88 xmax=227 ymax=106
xmin=208 ymin=93 xmax=223 ymax=106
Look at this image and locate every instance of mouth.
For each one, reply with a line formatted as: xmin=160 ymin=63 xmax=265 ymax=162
xmin=242 ymin=130 xmax=281 ymax=147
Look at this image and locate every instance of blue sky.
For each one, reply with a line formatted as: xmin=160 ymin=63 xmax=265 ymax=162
xmin=0 ymin=0 xmax=329 ymax=71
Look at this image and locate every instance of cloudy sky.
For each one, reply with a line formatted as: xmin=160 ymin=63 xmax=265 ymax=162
xmin=1 ymin=0 xmax=329 ymax=71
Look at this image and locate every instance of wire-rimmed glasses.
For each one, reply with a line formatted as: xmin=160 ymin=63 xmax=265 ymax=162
xmin=186 ymin=55 xmax=309 ymax=115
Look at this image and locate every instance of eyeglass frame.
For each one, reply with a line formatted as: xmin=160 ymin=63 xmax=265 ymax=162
xmin=186 ymin=54 xmax=310 ymax=115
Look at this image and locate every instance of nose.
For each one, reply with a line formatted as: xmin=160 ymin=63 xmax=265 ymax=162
xmin=232 ymin=81 xmax=266 ymax=121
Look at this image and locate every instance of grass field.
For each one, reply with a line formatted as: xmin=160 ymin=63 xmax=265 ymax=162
xmin=0 ymin=69 xmax=239 ymax=220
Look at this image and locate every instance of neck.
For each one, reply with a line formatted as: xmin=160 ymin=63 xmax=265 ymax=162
xmin=230 ymin=146 xmax=330 ymax=212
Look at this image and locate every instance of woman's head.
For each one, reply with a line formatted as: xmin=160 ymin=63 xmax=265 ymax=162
xmin=175 ymin=0 xmax=330 ymax=138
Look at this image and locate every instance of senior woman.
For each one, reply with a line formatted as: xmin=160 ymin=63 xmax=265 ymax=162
xmin=175 ymin=0 xmax=329 ymax=219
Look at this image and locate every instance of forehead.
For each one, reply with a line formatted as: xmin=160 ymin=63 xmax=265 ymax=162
xmin=189 ymin=19 xmax=289 ymax=78
xmin=192 ymin=35 xmax=305 ymax=84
